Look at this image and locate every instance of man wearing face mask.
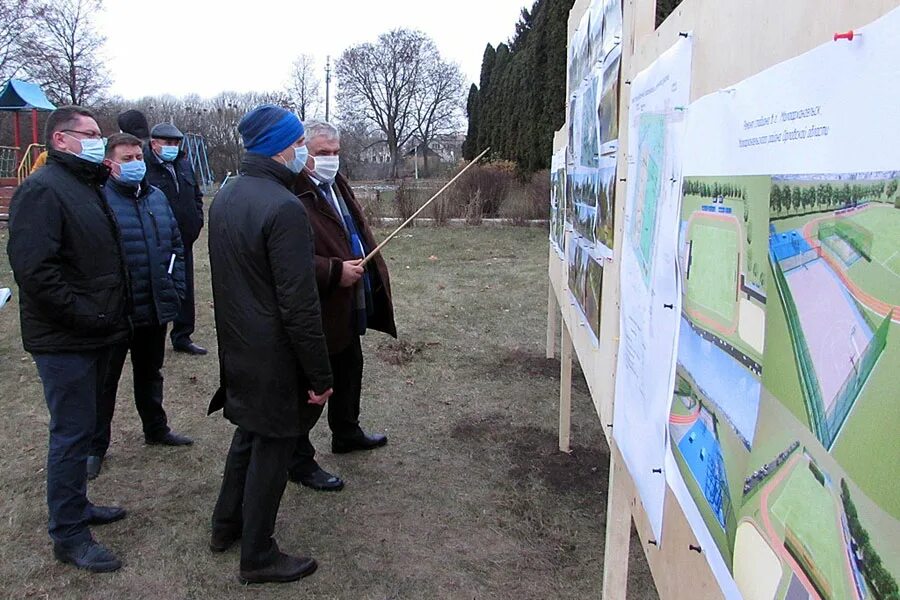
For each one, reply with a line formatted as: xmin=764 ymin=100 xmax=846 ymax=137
xmin=7 ymin=106 xmax=130 ymax=572
xmin=207 ymin=104 xmax=333 ymax=584
xmin=288 ymin=120 xmax=396 ymax=492
xmin=85 ymin=134 xmax=193 ymax=481
xmin=145 ymin=123 xmax=207 ymax=355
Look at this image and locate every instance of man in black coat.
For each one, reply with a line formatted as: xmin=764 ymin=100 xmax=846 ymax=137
xmin=87 ymin=133 xmax=194 ymax=481
xmin=7 ymin=106 xmax=130 ymax=572
xmin=145 ymin=122 xmax=207 ymax=355
xmin=207 ymin=104 xmax=333 ymax=584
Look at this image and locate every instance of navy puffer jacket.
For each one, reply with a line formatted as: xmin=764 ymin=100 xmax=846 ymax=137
xmin=104 ymin=177 xmax=186 ymax=327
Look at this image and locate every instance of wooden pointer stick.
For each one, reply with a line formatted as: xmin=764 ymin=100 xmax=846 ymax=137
xmin=359 ymin=147 xmax=491 ymax=267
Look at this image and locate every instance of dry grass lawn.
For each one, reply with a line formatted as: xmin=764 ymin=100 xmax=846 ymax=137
xmin=0 ymin=222 xmax=656 ymax=600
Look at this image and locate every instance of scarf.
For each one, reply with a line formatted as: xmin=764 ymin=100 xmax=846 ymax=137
xmin=318 ymin=181 xmax=373 ymax=335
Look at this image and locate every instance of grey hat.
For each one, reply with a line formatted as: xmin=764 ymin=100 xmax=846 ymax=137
xmin=150 ymin=123 xmax=184 ymax=140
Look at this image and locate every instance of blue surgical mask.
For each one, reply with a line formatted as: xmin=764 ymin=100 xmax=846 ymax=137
xmin=67 ymin=135 xmax=106 ymax=164
xmin=115 ymin=160 xmax=146 ymax=184
xmin=159 ymin=145 xmax=179 ymax=161
xmin=286 ymin=144 xmax=308 ymax=173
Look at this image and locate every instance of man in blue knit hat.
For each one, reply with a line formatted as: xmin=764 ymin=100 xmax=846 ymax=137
xmin=207 ymin=104 xmax=333 ymax=584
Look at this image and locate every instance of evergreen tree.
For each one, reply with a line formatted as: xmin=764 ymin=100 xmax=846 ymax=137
xmin=462 ymin=84 xmax=480 ymax=160
xmin=464 ymin=0 xmax=574 ymax=172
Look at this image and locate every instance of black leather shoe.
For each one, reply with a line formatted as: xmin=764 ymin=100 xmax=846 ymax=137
xmin=86 ymin=505 xmax=127 ymax=526
xmin=145 ymin=431 xmax=194 ymax=446
xmin=210 ymin=529 xmax=241 ymax=553
xmin=239 ymin=552 xmax=317 ymax=584
xmin=291 ymin=467 xmax=345 ymax=492
xmin=174 ymin=342 xmax=208 ymax=355
xmin=86 ymin=455 xmax=103 ymax=480
xmin=53 ymin=540 xmax=122 ymax=573
xmin=332 ymin=432 xmax=388 ymax=454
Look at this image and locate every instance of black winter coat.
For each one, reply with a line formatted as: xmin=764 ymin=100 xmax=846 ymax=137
xmin=7 ymin=150 xmax=130 ymax=353
xmin=208 ymin=153 xmax=332 ymax=438
xmin=104 ymin=177 xmax=186 ymax=328
xmin=145 ymin=145 xmax=204 ymax=244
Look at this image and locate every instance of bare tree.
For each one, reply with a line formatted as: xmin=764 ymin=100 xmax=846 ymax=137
xmin=20 ymin=0 xmax=110 ymax=105
xmin=286 ymin=54 xmax=321 ymax=121
xmin=0 ymin=0 xmax=40 ymax=80
xmin=412 ymin=56 xmax=464 ymax=177
xmin=336 ymin=29 xmax=430 ymax=178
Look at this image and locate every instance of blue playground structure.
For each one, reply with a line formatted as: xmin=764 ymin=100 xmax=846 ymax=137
xmin=678 ymin=419 xmax=731 ymax=530
xmin=181 ymin=132 xmax=215 ymax=194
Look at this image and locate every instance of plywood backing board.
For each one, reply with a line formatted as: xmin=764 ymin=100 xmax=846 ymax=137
xmin=551 ymin=0 xmax=900 ymax=598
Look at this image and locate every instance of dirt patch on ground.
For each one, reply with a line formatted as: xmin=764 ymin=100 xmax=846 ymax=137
xmin=478 ymin=347 xmax=591 ymax=393
xmin=452 ymin=412 xmax=607 ymax=497
xmin=374 ymin=339 xmax=439 ymax=365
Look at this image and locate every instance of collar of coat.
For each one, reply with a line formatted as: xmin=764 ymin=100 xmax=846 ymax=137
xmin=47 ymin=149 xmax=111 ymax=187
xmin=106 ymin=176 xmax=153 ymax=199
xmin=240 ymin=152 xmax=296 ymax=189
xmin=293 ymin=171 xmax=351 ymax=204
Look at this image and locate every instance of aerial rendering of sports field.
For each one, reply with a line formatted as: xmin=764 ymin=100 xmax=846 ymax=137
xmin=736 ymin=399 xmax=899 ymax=600
xmin=669 ymin=175 xmax=771 ymax=563
xmin=765 ymin=174 xmax=899 ymax=518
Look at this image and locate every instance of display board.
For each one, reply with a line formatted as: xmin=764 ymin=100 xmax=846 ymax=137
xmin=547 ymin=0 xmax=900 ymax=598
xmin=558 ymin=0 xmax=623 ymax=343
xmin=613 ymin=34 xmax=692 ymax=542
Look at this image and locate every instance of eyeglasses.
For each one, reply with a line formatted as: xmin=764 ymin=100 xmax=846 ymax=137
xmin=61 ymin=129 xmax=104 ymax=140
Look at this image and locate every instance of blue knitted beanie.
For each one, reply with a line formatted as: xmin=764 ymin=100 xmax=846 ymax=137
xmin=238 ymin=104 xmax=304 ymax=156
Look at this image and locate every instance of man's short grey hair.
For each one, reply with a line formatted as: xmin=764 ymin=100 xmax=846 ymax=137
xmin=304 ymin=120 xmax=340 ymax=142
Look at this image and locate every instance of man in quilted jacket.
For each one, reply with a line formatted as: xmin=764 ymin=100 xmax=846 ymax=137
xmin=88 ymin=133 xmax=194 ymax=481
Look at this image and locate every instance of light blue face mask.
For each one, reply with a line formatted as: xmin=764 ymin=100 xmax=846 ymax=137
xmin=286 ymin=144 xmax=308 ymax=174
xmin=115 ymin=160 xmax=146 ymax=184
xmin=67 ymin=135 xmax=106 ymax=164
xmin=159 ymin=145 xmax=179 ymax=161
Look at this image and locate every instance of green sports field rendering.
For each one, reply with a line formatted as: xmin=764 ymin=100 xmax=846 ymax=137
xmin=685 ymin=218 xmax=739 ymax=325
xmin=739 ymin=397 xmax=900 ymax=599
xmin=770 ymin=457 xmax=854 ymax=600
xmin=842 ymin=204 xmax=900 ymax=306
xmin=680 ymin=176 xmax=771 ymax=366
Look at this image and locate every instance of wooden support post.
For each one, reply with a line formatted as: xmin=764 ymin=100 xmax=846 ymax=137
xmin=546 ymin=283 xmax=559 ymax=359
xmin=31 ymin=109 xmax=39 ymax=146
xmin=602 ymin=444 xmax=633 ymax=600
xmin=559 ymin=324 xmax=573 ymax=453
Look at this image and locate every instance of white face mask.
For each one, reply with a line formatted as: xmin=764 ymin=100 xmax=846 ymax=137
xmin=313 ymin=155 xmax=340 ymax=183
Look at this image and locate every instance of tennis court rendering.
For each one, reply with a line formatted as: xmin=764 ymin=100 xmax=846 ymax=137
xmin=769 ymin=201 xmax=895 ymax=449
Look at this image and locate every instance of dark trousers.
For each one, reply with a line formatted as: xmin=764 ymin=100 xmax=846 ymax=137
xmin=211 ymin=428 xmax=296 ymax=570
xmin=93 ymin=324 xmax=170 ymax=457
xmin=32 ymin=347 xmax=116 ymax=547
xmin=170 ymin=245 xmax=195 ymax=347
xmin=289 ymin=337 xmax=364 ymax=477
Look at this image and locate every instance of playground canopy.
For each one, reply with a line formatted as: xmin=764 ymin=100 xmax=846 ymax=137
xmin=0 ymin=79 xmax=56 ymax=112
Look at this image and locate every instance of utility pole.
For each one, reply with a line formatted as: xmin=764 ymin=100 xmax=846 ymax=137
xmin=325 ymin=55 xmax=332 ymax=121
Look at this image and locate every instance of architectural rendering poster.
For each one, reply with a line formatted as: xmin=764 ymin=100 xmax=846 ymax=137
xmin=613 ymin=35 xmax=693 ymax=542
xmin=550 ymin=148 xmax=567 ymax=256
xmin=561 ymin=0 xmax=625 ymax=344
xmin=670 ymin=7 xmax=900 ymax=599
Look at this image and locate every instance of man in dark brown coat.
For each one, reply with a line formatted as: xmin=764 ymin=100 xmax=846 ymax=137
xmin=288 ymin=120 xmax=397 ymax=491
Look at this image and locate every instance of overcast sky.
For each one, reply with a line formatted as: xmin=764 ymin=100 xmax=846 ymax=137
xmin=96 ymin=0 xmax=532 ymax=100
